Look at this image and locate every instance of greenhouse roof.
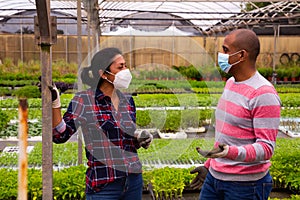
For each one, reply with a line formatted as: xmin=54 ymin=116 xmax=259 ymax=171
xmin=0 ymin=0 xmax=299 ymax=35
xmin=206 ymin=1 xmax=300 ymax=35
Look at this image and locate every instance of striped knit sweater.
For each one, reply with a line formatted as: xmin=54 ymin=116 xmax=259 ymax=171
xmin=205 ymin=71 xmax=281 ymax=181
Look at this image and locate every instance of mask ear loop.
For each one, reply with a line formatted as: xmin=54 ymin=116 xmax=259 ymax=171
xmin=229 ymin=59 xmax=242 ymax=67
xmin=103 ymin=76 xmax=114 ymax=85
xmin=105 ymin=71 xmax=115 ymax=76
xmin=229 ymin=50 xmax=244 ymax=67
xmin=100 ymin=70 xmax=114 ymax=85
xmin=229 ymin=50 xmax=243 ymax=57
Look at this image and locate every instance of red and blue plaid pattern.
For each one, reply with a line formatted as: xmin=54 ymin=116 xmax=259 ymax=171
xmin=53 ymin=88 xmax=141 ymax=193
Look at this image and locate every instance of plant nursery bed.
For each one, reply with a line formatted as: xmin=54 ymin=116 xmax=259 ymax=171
xmin=280 ymin=118 xmax=300 ymax=138
xmin=141 ymin=188 xmax=295 ymax=200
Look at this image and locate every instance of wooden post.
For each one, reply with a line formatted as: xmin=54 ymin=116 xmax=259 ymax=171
xmin=34 ymin=0 xmax=57 ymax=199
xmin=40 ymin=43 xmax=53 ymax=200
xmin=18 ymin=99 xmax=28 ymax=200
xmin=77 ymin=0 xmax=83 ymax=165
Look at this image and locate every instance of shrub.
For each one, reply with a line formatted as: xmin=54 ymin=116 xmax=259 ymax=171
xmin=258 ymin=67 xmax=273 ymax=79
xmin=12 ymin=86 xmax=41 ymax=99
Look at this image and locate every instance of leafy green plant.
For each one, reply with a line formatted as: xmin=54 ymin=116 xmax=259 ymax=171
xmin=27 ymin=169 xmax=43 ymax=200
xmin=12 ymin=86 xmax=41 ymax=99
xmin=136 ymin=109 xmax=213 ymax=132
xmin=0 ymin=59 xmax=77 ymax=81
xmin=0 ymin=168 xmax=18 ymax=200
xmin=279 ymin=94 xmax=300 ymax=107
xmin=0 ymin=87 xmax=11 ymax=96
xmin=276 ymin=85 xmax=300 ymax=93
xmin=270 ymin=138 xmax=300 ymax=192
xmin=53 ymin=165 xmax=86 ymax=199
xmin=0 ymin=139 xmax=299 ymax=199
xmin=138 ymin=138 xmax=213 ymax=164
xmin=172 ymin=65 xmax=203 ymax=80
xmin=0 ymin=166 xmax=86 ymax=200
xmin=258 ymin=67 xmax=273 ymax=79
xmin=0 ymin=110 xmax=10 ymax=132
xmin=0 ymin=119 xmax=42 ymax=138
xmin=144 ymin=167 xmax=187 ymax=199
xmin=132 ymin=93 xmax=220 ymax=108
xmin=0 ymin=142 xmax=85 ymax=167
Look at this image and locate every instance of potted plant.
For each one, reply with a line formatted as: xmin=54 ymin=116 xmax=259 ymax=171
xmin=290 ymin=67 xmax=300 ymax=82
xmin=258 ymin=67 xmax=273 ymax=81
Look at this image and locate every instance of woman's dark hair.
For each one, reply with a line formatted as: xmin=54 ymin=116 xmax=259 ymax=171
xmin=81 ymin=48 xmax=122 ymax=88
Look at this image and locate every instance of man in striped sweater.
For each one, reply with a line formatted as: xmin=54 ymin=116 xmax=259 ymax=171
xmin=190 ymin=29 xmax=281 ymax=200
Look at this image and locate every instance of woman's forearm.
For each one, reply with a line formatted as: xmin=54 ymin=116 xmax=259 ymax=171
xmin=52 ymin=108 xmax=63 ymax=128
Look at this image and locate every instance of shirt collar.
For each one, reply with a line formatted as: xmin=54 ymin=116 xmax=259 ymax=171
xmin=94 ymin=87 xmax=127 ymax=103
xmin=94 ymin=87 xmax=105 ymax=100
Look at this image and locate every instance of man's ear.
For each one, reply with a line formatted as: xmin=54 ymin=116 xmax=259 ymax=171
xmin=240 ymin=50 xmax=247 ymax=61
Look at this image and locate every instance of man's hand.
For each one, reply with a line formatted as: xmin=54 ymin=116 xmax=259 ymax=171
xmin=136 ymin=130 xmax=153 ymax=149
xmin=196 ymin=143 xmax=229 ymax=158
xmin=190 ymin=166 xmax=208 ymax=190
xmin=48 ymin=84 xmax=61 ymax=108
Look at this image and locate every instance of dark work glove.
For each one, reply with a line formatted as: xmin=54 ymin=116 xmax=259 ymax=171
xmin=136 ymin=130 xmax=153 ymax=149
xmin=196 ymin=143 xmax=229 ymax=158
xmin=190 ymin=166 xmax=208 ymax=190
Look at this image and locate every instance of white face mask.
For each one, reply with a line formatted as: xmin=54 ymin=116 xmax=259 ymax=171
xmin=105 ymin=69 xmax=132 ymax=89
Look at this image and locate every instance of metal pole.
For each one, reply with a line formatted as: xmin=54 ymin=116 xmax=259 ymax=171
xmin=87 ymin=11 xmax=91 ymax=64
xmin=18 ymin=98 xmax=28 ymax=200
xmin=77 ymin=0 xmax=83 ymax=165
xmin=65 ymin=19 xmax=68 ymax=63
xmin=20 ymin=19 xmax=24 ymax=62
xmin=130 ymin=35 xmax=133 ymax=68
xmin=272 ymin=25 xmax=278 ymax=85
xmin=214 ymin=33 xmax=217 ymax=67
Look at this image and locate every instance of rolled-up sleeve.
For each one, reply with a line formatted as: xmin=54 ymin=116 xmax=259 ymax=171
xmin=53 ymin=95 xmax=84 ymax=143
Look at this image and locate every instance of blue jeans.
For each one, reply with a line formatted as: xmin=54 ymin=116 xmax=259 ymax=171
xmin=199 ymin=171 xmax=273 ymax=200
xmin=86 ymin=173 xmax=143 ymax=200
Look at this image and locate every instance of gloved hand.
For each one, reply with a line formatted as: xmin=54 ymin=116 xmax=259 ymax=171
xmin=37 ymin=76 xmax=61 ymax=109
xmin=48 ymin=84 xmax=61 ymax=108
xmin=189 ymin=166 xmax=208 ymax=190
xmin=196 ymin=143 xmax=229 ymax=158
xmin=136 ymin=130 xmax=153 ymax=149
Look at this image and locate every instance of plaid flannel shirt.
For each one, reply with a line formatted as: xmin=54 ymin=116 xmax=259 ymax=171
xmin=53 ymin=88 xmax=142 ymax=193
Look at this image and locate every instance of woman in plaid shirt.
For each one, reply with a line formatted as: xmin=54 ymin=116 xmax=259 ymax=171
xmin=51 ymin=47 xmax=153 ymax=199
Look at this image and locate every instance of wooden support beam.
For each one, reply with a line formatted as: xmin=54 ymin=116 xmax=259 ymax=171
xmin=102 ymin=0 xmax=284 ymax=2
xmin=34 ymin=0 xmax=57 ymax=199
xmin=35 ymin=0 xmax=51 ymax=44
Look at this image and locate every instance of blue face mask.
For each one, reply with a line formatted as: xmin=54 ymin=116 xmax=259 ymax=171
xmin=218 ymin=51 xmax=242 ymax=73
